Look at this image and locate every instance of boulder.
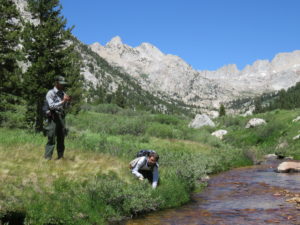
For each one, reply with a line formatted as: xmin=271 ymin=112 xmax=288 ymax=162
xmin=264 ymin=154 xmax=278 ymax=161
xmin=207 ymin=110 xmax=219 ymax=119
xmin=284 ymin=156 xmax=294 ymax=160
xmin=245 ymin=118 xmax=266 ymax=128
xmin=189 ymin=114 xmax=215 ymax=129
xmin=293 ymin=134 xmax=300 ymax=140
xmin=292 ymin=116 xmax=300 ymax=122
xmin=277 ymin=162 xmax=300 ymax=173
xmin=275 ymin=141 xmax=289 ymax=150
xmin=242 ymin=110 xmax=253 ymax=117
xmin=211 ymin=129 xmax=228 ymax=139
xmin=263 ymin=153 xmax=293 ymax=160
xmin=200 ymin=175 xmax=210 ymax=182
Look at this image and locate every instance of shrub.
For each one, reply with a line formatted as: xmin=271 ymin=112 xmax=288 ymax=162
xmin=219 ymin=115 xmax=245 ymax=128
xmin=117 ymin=109 xmax=147 ymax=117
xmin=82 ymin=104 xmax=122 ymax=114
xmin=186 ymin=128 xmax=221 ymax=147
xmin=255 ymin=121 xmax=285 ymax=145
xmin=86 ymin=173 xmax=160 ymax=219
xmin=0 ymin=95 xmax=27 ymax=129
xmin=23 ymin=179 xmax=104 ymax=225
xmin=146 ymin=123 xmax=181 ymax=139
xmin=151 ymin=114 xmax=181 ymax=125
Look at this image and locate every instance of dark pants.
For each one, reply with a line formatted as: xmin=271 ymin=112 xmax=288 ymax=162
xmin=139 ymin=170 xmax=153 ymax=183
xmin=44 ymin=113 xmax=65 ymax=159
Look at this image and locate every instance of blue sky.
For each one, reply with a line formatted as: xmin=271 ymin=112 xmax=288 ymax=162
xmin=60 ymin=0 xmax=300 ymax=71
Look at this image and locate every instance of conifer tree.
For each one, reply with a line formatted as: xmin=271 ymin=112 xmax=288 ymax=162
xmin=22 ymin=0 xmax=83 ymax=131
xmin=89 ymin=83 xmax=107 ymax=104
xmin=218 ymin=104 xmax=226 ymax=117
xmin=0 ymin=0 xmax=23 ymax=118
xmin=114 ymin=86 xmax=126 ymax=108
xmin=253 ymin=97 xmax=263 ymax=114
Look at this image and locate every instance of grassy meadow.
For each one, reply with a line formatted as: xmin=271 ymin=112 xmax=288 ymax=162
xmin=1 ymin=104 xmax=300 ymax=224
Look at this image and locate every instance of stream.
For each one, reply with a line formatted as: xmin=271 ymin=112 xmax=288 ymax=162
xmin=126 ymin=160 xmax=300 ymax=225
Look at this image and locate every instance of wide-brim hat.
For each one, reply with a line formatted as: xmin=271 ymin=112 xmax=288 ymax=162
xmin=55 ymin=76 xmax=68 ymax=85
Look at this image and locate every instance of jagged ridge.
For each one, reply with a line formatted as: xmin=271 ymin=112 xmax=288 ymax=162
xmin=90 ymin=36 xmax=300 ymax=114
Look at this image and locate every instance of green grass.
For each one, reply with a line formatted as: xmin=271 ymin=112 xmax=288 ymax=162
xmin=7 ymin=107 xmax=300 ymax=224
xmin=218 ymin=109 xmax=300 ymax=160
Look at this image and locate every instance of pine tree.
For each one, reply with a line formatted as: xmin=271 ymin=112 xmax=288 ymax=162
xmin=22 ymin=0 xmax=83 ymax=131
xmin=114 ymin=86 xmax=126 ymax=108
xmin=219 ymin=104 xmax=226 ymax=117
xmin=89 ymin=83 xmax=107 ymax=104
xmin=0 ymin=0 xmax=23 ymax=120
xmin=253 ymin=97 xmax=262 ymax=114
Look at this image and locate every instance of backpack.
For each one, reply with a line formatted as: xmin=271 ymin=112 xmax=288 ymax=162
xmin=129 ymin=150 xmax=158 ymax=169
xmin=42 ymin=99 xmax=51 ymax=118
xmin=129 ymin=156 xmax=145 ymax=169
xmin=136 ymin=149 xmax=156 ymax=158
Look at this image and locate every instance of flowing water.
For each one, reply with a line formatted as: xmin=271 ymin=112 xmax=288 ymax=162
xmin=126 ymin=160 xmax=300 ymax=225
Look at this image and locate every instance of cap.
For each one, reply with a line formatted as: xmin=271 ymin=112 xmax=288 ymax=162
xmin=55 ymin=76 xmax=68 ymax=85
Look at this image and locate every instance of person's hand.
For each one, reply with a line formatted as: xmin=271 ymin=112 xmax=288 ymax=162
xmin=139 ymin=177 xmax=144 ymax=181
xmin=63 ymin=95 xmax=71 ymax=102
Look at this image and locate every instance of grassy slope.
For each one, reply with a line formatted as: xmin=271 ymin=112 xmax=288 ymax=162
xmin=2 ymin=107 xmax=300 ymax=224
xmin=219 ymin=109 xmax=300 ymax=160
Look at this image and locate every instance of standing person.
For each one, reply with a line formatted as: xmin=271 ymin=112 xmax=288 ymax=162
xmin=131 ymin=152 xmax=159 ymax=189
xmin=44 ymin=76 xmax=70 ymax=160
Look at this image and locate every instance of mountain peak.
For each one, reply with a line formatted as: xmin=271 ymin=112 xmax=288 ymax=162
xmin=106 ymin=36 xmax=123 ymax=47
xmin=136 ymin=42 xmax=164 ymax=58
xmin=90 ymin=42 xmax=101 ymax=48
xmin=218 ymin=64 xmax=239 ymax=74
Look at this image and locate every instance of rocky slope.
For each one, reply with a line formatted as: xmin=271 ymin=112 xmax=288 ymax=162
xmin=90 ymin=36 xmax=300 ymax=113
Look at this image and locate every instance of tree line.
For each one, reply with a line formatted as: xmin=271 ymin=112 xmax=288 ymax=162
xmin=254 ymin=82 xmax=300 ymax=113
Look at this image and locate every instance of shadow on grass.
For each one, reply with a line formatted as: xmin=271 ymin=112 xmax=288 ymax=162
xmin=1 ymin=211 xmax=25 ymax=225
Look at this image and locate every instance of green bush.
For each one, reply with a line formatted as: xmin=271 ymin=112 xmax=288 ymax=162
xmin=218 ymin=115 xmax=246 ymax=128
xmin=151 ymin=114 xmax=181 ymax=125
xmin=110 ymin=117 xmax=146 ymax=136
xmin=87 ymin=173 xmax=160 ymax=219
xmin=82 ymin=103 xmax=122 ymax=114
xmin=146 ymin=123 xmax=181 ymax=139
xmin=153 ymin=172 xmax=190 ymax=208
xmin=186 ymin=128 xmax=221 ymax=147
xmin=0 ymin=108 xmax=27 ymax=129
xmin=255 ymin=121 xmax=285 ymax=145
xmin=117 ymin=108 xmax=147 ymax=117
xmin=68 ymin=111 xmax=147 ymax=136
xmin=24 ymin=180 xmax=99 ymax=225
xmin=0 ymin=95 xmax=27 ymax=129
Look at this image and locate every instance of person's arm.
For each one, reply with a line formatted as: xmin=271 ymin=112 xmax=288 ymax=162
xmin=152 ymin=166 xmax=159 ymax=189
xmin=46 ymin=91 xmax=64 ymax=110
xmin=131 ymin=157 xmax=147 ymax=179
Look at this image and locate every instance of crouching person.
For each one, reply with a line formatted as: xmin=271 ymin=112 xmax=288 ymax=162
xmin=131 ymin=152 xmax=159 ymax=189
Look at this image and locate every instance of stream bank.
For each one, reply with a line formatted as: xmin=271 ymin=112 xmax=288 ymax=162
xmin=127 ymin=160 xmax=300 ymax=225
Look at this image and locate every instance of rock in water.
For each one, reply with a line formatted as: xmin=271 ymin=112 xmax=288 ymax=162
xmin=277 ymin=162 xmax=300 ymax=173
